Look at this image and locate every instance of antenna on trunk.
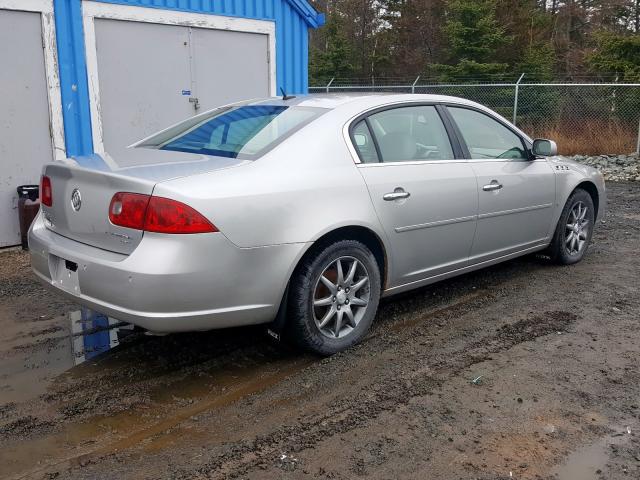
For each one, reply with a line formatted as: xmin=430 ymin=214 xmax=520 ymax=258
xmin=280 ymin=87 xmax=296 ymax=101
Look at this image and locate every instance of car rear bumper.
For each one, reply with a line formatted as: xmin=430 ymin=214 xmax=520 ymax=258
xmin=28 ymin=212 xmax=307 ymax=332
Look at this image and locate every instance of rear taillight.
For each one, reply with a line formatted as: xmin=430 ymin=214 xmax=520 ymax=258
xmin=109 ymin=193 xmax=217 ymax=234
xmin=144 ymin=196 xmax=217 ymax=234
xmin=40 ymin=175 xmax=52 ymax=207
xmin=109 ymin=192 xmax=150 ymax=230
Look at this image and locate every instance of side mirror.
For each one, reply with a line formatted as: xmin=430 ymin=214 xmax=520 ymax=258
xmin=532 ymin=138 xmax=558 ymax=157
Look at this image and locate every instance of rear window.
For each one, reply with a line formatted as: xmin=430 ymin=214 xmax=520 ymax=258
xmin=141 ymin=105 xmax=325 ymax=159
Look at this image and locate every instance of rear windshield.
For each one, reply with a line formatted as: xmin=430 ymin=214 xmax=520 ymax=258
xmin=141 ymin=105 xmax=325 ymax=159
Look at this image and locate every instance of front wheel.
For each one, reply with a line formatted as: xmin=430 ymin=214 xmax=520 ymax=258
xmin=287 ymin=240 xmax=381 ymax=356
xmin=549 ymin=188 xmax=595 ymax=265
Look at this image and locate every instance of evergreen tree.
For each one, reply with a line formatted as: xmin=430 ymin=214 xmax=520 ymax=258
xmin=430 ymin=0 xmax=511 ymax=81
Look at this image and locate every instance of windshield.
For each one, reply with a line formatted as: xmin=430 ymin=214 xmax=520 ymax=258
xmin=140 ymin=105 xmax=325 ymax=159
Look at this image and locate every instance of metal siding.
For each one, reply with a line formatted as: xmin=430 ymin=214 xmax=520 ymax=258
xmin=0 ymin=10 xmax=54 ymax=247
xmin=53 ymin=0 xmax=315 ymax=157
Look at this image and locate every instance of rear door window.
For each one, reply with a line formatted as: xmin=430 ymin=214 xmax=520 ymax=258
xmin=351 ymin=120 xmax=380 ymax=163
xmin=365 ymin=106 xmax=455 ymax=162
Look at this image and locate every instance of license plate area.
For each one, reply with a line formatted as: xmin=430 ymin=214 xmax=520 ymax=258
xmin=49 ymin=254 xmax=81 ymax=295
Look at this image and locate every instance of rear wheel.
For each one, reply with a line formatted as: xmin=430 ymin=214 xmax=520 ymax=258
xmin=549 ymin=189 xmax=595 ymax=265
xmin=287 ymin=240 xmax=381 ymax=356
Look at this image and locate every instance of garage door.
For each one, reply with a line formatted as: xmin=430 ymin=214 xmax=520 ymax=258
xmin=94 ymin=18 xmax=270 ymax=155
xmin=0 ymin=10 xmax=54 ymax=247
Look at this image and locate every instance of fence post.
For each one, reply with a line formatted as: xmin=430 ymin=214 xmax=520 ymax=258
xmin=636 ymin=117 xmax=640 ymax=155
xmin=411 ymin=76 xmax=421 ymax=94
xmin=325 ymin=77 xmax=335 ymax=94
xmin=513 ymin=73 xmax=525 ymax=126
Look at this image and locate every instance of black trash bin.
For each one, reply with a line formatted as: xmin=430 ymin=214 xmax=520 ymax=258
xmin=17 ymin=185 xmax=40 ymax=250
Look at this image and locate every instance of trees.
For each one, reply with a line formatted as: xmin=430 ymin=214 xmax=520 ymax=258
xmin=430 ymin=0 xmax=510 ymax=81
xmin=308 ymin=0 xmax=640 ymax=82
xmin=587 ymin=31 xmax=640 ymax=81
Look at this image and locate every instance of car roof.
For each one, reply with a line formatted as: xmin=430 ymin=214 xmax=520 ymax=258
xmin=250 ymin=93 xmax=484 ymax=110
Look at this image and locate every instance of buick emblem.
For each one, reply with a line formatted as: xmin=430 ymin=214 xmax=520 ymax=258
xmin=70 ymin=188 xmax=82 ymax=212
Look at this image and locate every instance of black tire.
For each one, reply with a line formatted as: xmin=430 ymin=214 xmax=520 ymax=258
xmin=287 ymin=239 xmax=381 ymax=356
xmin=548 ymin=188 xmax=595 ymax=265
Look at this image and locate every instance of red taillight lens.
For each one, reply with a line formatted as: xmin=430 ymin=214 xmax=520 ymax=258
xmin=109 ymin=192 xmax=150 ymax=230
xmin=144 ymin=196 xmax=217 ymax=234
xmin=108 ymin=193 xmax=217 ymax=234
xmin=40 ymin=175 xmax=52 ymax=207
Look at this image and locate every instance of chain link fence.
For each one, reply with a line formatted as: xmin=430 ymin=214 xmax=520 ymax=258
xmin=310 ymin=78 xmax=640 ymax=156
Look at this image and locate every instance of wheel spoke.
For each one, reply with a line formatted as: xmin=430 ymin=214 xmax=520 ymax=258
xmin=351 ymin=276 xmax=369 ymax=294
xmin=579 ymin=204 xmax=587 ymax=220
xmin=318 ymin=306 xmax=336 ymax=329
xmin=314 ymin=296 xmax=334 ymax=307
xmin=345 ymin=259 xmax=358 ymax=285
xmin=565 ymin=232 xmax=574 ymax=245
xmin=344 ymin=307 xmax=356 ymax=327
xmin=350 ymin=297 xmax=368 ymax=307
xmin=570 ymin=209 xmax=577 ymax=222
xmin=319 ymin=275 xmax=337 ymax=294
xmin=336 ymin=259 xmax=344 ymax=285
xmin=334 ymin=309 xmax=344 ymax=337
xmin=571 ymin=235 xmax=578 ymax=253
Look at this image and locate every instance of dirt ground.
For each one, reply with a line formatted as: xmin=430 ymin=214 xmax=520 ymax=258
xmin=0 ymin=182 xmax=639 ymax=480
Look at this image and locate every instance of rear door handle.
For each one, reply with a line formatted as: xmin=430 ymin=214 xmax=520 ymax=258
xmin=483 ymin=181 xmax=503 ymax=192
xmin=383 ymin=189 xmax=411 ymax=201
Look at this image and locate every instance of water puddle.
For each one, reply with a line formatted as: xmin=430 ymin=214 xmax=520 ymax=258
xmin=0 ymin=307 xmax=314 ymax=479
xmin=552 ymin=427 xmax=634 ymax=480
xmin=68 ymin=309 xmax=132 ymax=366
xmin=0 ymin=308 xmax=134 ymax=404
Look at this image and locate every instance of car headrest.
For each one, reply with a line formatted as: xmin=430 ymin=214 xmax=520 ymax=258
xmin=378 ymin=132 xmax=417 ymax=161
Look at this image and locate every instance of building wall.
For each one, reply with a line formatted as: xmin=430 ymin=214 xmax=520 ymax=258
xmin=53 ymin=0 xmax=317 ymax=157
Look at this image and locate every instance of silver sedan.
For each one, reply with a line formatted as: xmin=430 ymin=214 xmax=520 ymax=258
xmin=29 ymin=94 xmax=606 ymax=355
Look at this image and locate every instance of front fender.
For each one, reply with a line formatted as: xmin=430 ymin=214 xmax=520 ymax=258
xmin=548 ymin=157 xmax=607 ymax=225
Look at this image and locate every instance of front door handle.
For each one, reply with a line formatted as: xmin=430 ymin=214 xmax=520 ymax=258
xmin=383 ymin=188 xmax=411 ymax=201
xmin=483 ymin=181 xmax=503 ymax=192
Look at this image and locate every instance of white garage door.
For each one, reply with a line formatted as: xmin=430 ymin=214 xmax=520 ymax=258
xmin=0 ymin=10 xmax=54 ymax=247
xmin=94 ymin=18 xmax=271 ymax=155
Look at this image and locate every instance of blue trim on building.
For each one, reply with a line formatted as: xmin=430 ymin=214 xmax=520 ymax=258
xmin=54 ymin=0 xmax=94 ymax=156
xmin=52 ymin=0 xmax=321 ymax=157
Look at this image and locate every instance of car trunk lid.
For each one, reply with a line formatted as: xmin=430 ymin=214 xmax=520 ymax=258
xmin=42 ymin=149 xmax=246 ymax=255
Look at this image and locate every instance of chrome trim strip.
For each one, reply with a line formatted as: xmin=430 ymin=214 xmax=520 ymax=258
xmin=356 ymin=158 xmax=546 ymax=167
xmin=395 ymin=215 xmax=477 ymax=233
xmin=478 ymin=203 xmax=553 ymax=220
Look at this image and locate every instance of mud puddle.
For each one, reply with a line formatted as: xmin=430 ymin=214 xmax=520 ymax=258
xmin=0 ymin=308 xmax=133 ymax=404
xmin=5 ymin=354 xmax=312 ymax=479
xmin=553 ymin=425 xmax=636 ymax=480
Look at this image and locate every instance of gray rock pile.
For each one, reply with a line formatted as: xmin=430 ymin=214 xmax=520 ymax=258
xmin=562 ymin=153 xmax=640 ymax=182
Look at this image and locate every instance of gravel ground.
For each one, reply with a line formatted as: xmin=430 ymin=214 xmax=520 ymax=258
xmin=0 ymin=182 xmax=639 ymax=480
xmin=568 ymin=153 xmax=640 ymax=182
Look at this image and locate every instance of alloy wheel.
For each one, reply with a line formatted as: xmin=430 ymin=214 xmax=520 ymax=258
xmin=312 ymin=256 xmax=371 ymax=339
xmin=565 ymin=201 xmax=590 ymax=256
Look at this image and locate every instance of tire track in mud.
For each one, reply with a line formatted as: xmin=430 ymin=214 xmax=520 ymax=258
xmin=178 ymin=310 xmax=579 ymax=479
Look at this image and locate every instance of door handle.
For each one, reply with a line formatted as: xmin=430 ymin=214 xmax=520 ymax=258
xmin=383 ymin=188 xmax=411 ymax=201
xmin=483 ymin=181 xmax=503 ymax=192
